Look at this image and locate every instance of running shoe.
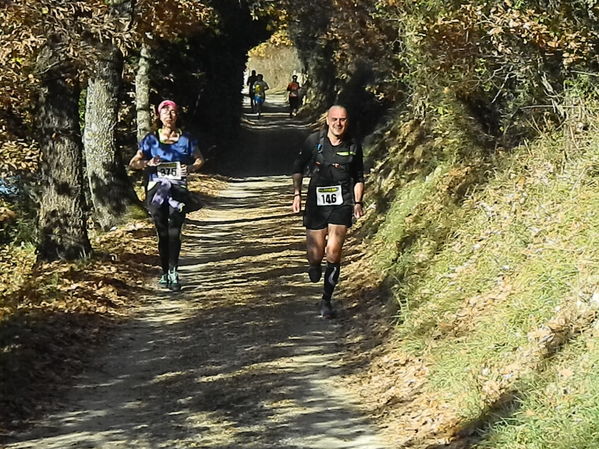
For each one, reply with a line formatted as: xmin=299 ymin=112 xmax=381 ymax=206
xmin=320 ymin=299 xmax=335 ymax=319
xmin=168 ymin=268 xmax=181 ymax=291
xmin=158 ymin=273 xmax=170 ymax=288
xmin=308 ymin=263 xmax=322 ymax=283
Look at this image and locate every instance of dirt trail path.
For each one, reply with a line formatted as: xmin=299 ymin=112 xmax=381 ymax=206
xmin=4 ymin=95 xmax=389 ymax=449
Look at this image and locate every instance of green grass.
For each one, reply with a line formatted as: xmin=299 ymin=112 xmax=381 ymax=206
xmin=365 ymin=107 xmax=599 ymax=443
xmin=372 ymin=165 xmax=448 ymax=273
xmin=476 ymin=336 xmax=599 ymax=449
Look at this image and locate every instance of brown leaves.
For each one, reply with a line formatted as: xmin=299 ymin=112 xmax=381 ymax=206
xmin=134 ymin=0 xmax=216 ymax=40
xmin=0 ymin=206 xmax=17 ymax=223
xmin=427 ymin=3 xmax=597 ymax=72
xmin=0 ymin=0 xmax=217 ymax=127
xmin=0 ymin=220 xmax=154 ymax=429
xmin=0 ymin=137 xmax=39 ymax=177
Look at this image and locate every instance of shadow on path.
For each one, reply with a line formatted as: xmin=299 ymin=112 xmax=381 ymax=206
xmin=4 ymin=94 xmax=389 ymax=449
xmin=216 ymin=94 xmax=316 ymax=178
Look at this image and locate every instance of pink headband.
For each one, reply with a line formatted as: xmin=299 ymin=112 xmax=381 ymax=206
xmin=157 ymin=100 xmax=178 ymax=113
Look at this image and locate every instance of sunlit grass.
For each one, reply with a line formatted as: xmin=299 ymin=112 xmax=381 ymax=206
xmin=366 ymin=115 xmax=599 ymax=443
xmin=476 ymin=335 xmax=599 ymax=449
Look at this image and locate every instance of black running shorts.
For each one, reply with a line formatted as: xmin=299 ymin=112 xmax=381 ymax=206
xmin=303 ymin=204 xmax=353 ymax=230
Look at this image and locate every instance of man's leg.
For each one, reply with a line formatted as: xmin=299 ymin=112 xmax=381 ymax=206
xmin=325 ymin=224 xmax=347 ymax=264
xmin=321 ymin=224 xmax=348 ymax=318
xmin=306 ymin=228 xmax=327 ymax=282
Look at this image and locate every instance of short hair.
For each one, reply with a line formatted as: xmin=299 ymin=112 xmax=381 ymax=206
xmin=327 ymin=104 xmax=349 ymax=116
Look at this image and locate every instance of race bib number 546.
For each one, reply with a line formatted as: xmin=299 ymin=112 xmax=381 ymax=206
xmin=156 ymin=162 xmax=182 ymax=180
xmin=316 ymin=185 xmax=343 ymax=206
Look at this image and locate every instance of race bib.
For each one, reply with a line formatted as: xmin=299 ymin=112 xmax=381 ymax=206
xmin=156 ymin=162 xmax=182 ymax=180
xmin=316 ymin=185 xmax=343 ymax=206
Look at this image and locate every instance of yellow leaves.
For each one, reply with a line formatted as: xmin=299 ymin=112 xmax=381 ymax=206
xmin=0 ymin=134 xmax=39 ymax=176
xmin=423 ymin=2 xmax=598 ymax=75
xmin=489 ymin=27 xmax=503 ymax=36
xmin=249 ymin=30 xmax=294 ymax=58
xmin=135 ymin=0 xmax=216 ymax=40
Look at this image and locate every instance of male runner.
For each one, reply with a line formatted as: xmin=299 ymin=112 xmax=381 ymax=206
xmin=286 ymin=75 xmax=301 ymax=117
xmin=252 ymin=74 xmax=269 ymax=119
xmin=246 ymin=70 xmax=258 ymax=112
xmin=291 ymin=105 xmax=365 ymax=318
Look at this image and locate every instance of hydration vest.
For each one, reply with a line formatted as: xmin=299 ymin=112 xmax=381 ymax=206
xmin=310 ymin=130 xmax=357 ymax=182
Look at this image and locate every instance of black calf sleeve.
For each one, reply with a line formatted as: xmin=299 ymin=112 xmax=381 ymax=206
xmin=168 ymin=212 xmax=184 ymax=269
xmin=150 ymin=202 xmax=185 ymax=273
xmin=323 ymin=262 xmax=340 ymax=301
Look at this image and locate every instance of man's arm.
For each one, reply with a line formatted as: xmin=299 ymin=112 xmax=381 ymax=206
xmin=353 ymin=182 xmax=365 ymax=218
xmin=292 ymin=172 xmax=303 ymax=213
xmin=351 ymin=143 xmax=365 ymax=218
xmin=292 ymin=172 xmax=303 ymax=195
xmin=291 ymin=133 xmax=317 ymax=213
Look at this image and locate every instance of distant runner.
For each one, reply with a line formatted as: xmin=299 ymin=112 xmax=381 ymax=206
xmin=252 ymin=74 xmax=269 ymax=119
xmin=286 ymin=75 xmax=301 ymax=118
xmin=129 ymin=100 xmax=204 ymax=291
xmin=246 ymin=69 xmax=258 ymax=112
xmin=291 ymin=105 xmax=365 ymax=318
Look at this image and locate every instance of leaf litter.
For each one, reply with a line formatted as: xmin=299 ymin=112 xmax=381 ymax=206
xmin=0 ymin=174 xmax=227 ymax=435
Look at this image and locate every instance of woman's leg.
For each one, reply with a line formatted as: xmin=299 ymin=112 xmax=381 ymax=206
xmin=167 ymin=207 xmax=186 ymax=270
xmin=149 ymin=204 xmax=170 ymax=275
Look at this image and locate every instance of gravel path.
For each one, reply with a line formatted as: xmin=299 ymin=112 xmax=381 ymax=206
xmin=4 ymin=96 xmax=389 ymax=449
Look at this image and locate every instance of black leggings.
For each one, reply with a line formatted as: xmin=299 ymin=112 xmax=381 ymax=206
xmin=148 ymin=202 xmax=185 ymax=273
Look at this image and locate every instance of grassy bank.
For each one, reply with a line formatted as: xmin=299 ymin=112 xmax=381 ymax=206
xmin=343 ymin=101 xmax=598 ymax=447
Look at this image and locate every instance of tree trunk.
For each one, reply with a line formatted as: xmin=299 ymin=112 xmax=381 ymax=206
xmin=136 ymin=43 xmax=152 ymax=142
xmin=84 ymin=42 xmax=141 ymax=230
xmin=36 ymin=44 xmax=91 ymax=260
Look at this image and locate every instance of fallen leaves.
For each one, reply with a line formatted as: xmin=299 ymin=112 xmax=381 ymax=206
xmin=0 ymin=219 xmax=157 ymax=432
xmin=0 ymin=172 xmax=229 ymax=432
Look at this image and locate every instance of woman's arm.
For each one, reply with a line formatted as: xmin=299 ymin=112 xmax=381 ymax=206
xmin=188 ymin=150 xmax=205 ymax=173
xmin=129 ymin=149 xmax=149 ymax=170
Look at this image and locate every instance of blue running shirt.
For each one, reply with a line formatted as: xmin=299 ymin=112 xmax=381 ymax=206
xmin=139 ymin=131 xmax=198 ymax=186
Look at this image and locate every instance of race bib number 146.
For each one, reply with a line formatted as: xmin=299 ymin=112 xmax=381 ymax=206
xmin=316 ymin=185 xmax=343 ymax=206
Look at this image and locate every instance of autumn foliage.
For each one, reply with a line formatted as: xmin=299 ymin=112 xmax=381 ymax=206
xmin=1 ymin=0 xmax=598 ymax=436
xmin=275 ymin=0 xmax=598 ymax=142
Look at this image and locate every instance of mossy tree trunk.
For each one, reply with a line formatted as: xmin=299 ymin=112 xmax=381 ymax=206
xmin=36 ymin=43 xmax=91 ymax=260
xmin=84 ymin=41 xmax=141 ymax=230
xmin=136 ymin=43 xmax=152 ymax=142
